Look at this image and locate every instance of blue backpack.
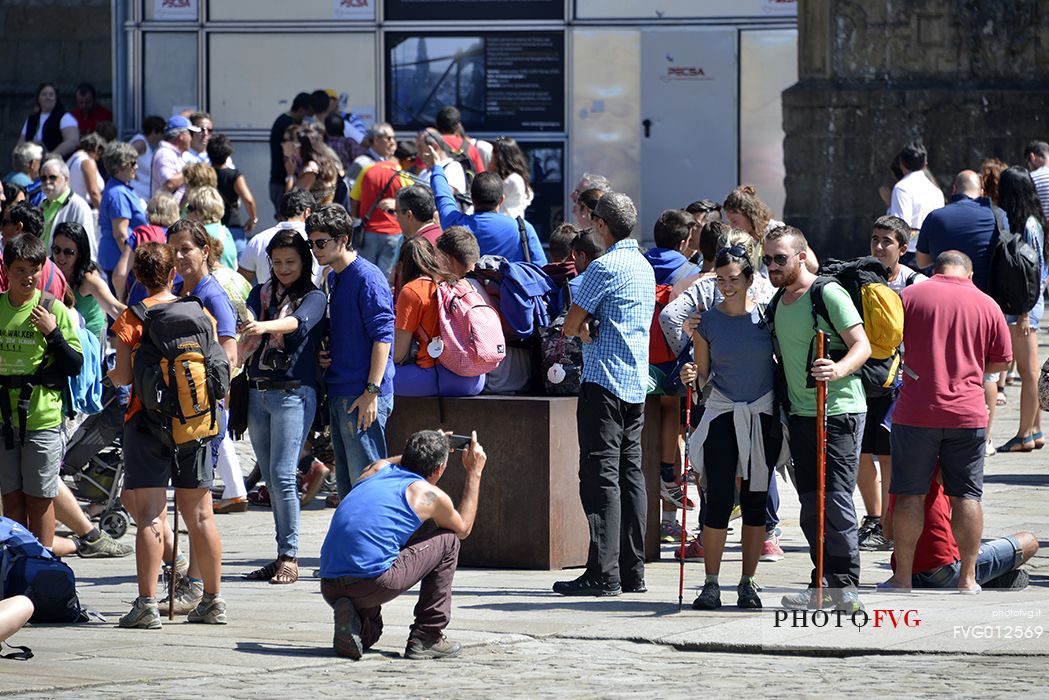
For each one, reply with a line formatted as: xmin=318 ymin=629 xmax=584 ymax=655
xmin=0 ymin=517 xmax=86 ymax=623
xmin=473 ymin=256 xmax=558 ymax=342
xmin=68 ymin=321 xmax=103 ymax=417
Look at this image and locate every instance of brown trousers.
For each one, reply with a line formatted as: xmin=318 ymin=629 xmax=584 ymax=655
xmin=320 ymin=528 xmax=460 ymax=647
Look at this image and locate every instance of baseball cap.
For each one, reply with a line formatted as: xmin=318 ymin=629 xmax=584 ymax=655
xmin=166 ymin=115 xmax=200 ymax=133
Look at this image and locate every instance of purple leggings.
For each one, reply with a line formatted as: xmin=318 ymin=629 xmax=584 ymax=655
xmin=393 ymin=363 xmax=485 ymax=397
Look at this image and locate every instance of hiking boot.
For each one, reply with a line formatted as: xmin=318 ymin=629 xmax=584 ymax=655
xmin=660 ymin=520 xmax=692 ymax=543
xmin=780 ymin=588 xmax=833 ymax=610
xmin=160 ymin=577 xmax=204 ymax=616
xmin=832 ymin=589 xmax=864 ymax=614
xmin=332 ymin=597 xmax=363 ymax=660
xmin=691 ymin=580 xmax=721 ymax=610
xmin=300 ymin=459 xmax=331 ymax=507
xmin=187 ymin=595 xmax=227 ymax=624
xmin=983 ymin=569 xmax=1030 ymax=590
xmin=760 ymin=534 xmax=785 ymax=562
xmin=118 ymin=597 xmax=162 ymax=629
xmin=859 ymin=522 xmax=894 ymax=551
xmin=674 ymin=537 xmax=704 ymax=561
xmin=75 ymin=531 xmax=133 ymax=558
xmin=405 ymin=635 xmax=463 ymax=660
xmin=737 ymin=579 xmax=763 ymax=609
xmin=552 ymin=574 xmax=621 ymax=597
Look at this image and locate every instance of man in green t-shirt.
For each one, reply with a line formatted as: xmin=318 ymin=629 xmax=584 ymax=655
xmin=0 ymin=234 xmax=83 ymax=548
xmin=765 ymin=226 xmax=871 ymax=613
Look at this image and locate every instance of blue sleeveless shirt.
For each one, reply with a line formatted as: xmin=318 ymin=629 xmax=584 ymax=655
xmin=319 ymin=465 xmax=425 ymax=579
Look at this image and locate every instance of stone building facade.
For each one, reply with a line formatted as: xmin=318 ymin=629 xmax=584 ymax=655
xmin=0 ymin=0 xmax=112 ymax=163
xmin=783 ymin=0 xmax=1049 ymax=258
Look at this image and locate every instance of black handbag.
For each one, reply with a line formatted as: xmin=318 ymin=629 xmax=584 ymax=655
xmin=227 ymin=371 xmax=249 ymax=440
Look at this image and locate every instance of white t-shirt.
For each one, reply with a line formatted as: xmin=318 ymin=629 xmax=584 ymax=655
xmin=22 ymin=112 xmax=78 ymax=141
xmin=888 ymin=171 xmax=946 ymax=252
xmin=238 ymin=220 xmax=325 ymax=287
xmin=499 ymin=172 xmax=534 ymax=219
xmin=887 ymin=265 xmax=927 ymax=294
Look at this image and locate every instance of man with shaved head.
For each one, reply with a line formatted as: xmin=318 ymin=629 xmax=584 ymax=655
xmin=881 ymin=250 xmax=1012 ymax=594
xmin=915 ymin=169 xmax=1004 ymax=293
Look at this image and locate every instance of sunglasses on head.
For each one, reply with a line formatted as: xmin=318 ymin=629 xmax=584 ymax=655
xmin=761 ymin=251 xmax=798 ymax=267
xmin=309 ymin=237 xmax=334 ymax=250
xmin=52 ymin=245 xmax=76 ymax=258
xmin=716 ymin=245 xmax=748 ymax=259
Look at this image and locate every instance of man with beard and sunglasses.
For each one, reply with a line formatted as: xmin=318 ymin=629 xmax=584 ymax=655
xmin=763 ymin=225 xmax=871 ymax=612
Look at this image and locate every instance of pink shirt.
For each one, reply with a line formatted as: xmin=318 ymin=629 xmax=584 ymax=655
xmin=894 ymin=275 xmax=1011 ymax=428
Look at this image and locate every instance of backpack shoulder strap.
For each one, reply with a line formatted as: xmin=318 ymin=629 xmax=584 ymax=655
xmin=516 ymin=217 xmax=531 ymax=263
xmin=807 ymin=276 xmax=835 ymax=332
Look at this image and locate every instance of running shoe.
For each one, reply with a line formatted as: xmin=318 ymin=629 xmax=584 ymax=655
xmin=833 ymin=589 xmax=865 ymax=613
xmin=75 ymin=531 xmax=133 ymax=558
xmin=118 ymin=597 xmax=161 ymax=630
xmin=780 ymin=588 xmax=833 ymax=610
xmin=760 ymin=534 xmax=785 ymax=562
xmin=659 ymin=480 xmax=696 ymax=510
xmin=674 ymin=537 xmax=704 ymax=561
xmin=737 ymin=579 xmax=763 ymax=609
xmin=160 ymin=577 xmax=203 ymax=616
xmin=187 ymin=595 xmax=228 ymax=624
xmin=660 ymin=520 xmax=692 ymax=543
xmin=859 ymin=523 xmax=894 ymax=552
xmin=692 ymin=580 xmax=721 ymax=610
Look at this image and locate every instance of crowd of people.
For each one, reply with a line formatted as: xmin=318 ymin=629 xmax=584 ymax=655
xmin=0 ymin=84 xmax=1044 ymax=659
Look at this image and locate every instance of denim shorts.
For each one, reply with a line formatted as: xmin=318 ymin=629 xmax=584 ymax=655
xmin=1005 ymin=288 xmax=1044 ymax=329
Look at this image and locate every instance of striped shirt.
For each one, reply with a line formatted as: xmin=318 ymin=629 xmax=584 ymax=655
xmin=1030 ymin=166 xmax=1049 ymax=222
xmin=574 ymin=238 xmax=656 ymax=404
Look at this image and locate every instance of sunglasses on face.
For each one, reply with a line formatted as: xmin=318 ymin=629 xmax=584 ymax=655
xmin=761 ymin=252 xmax=798 ymax=267
xmin=309 ymin=238 xmax=334 ymax=250
xmin=41 ymin=174 xmax=61 ymax=182
xmin=52 ymin=245 xmax=76 ymax=258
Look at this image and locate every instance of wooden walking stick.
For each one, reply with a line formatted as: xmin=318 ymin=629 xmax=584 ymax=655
xmin=815 ymin=331 xmax=828 ymax=610
xmin=678 ymin=384 xmax=693 ymax=611
xmin=169 ymin=490 xmax=179 ymax=620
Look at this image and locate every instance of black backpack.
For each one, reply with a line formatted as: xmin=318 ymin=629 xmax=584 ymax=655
xmin=131 ymin=297 xmax=231 ymax=448
xmin=988 ymin=206 xmax=1041 ymax=315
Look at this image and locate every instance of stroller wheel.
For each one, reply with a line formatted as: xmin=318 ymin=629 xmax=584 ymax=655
xmin=100 ymin=509 xmax=131 ymax=540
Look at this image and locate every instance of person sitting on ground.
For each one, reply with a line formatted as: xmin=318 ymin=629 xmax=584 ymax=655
xmin=0 ymin=596 xmax=33 ymax=648
xmin=0 ymin=201 xmax=69 ymax=301
xmin=392 ymin=236 xmax=486 ymax=398
xmin=239 ymin=230 xmax=328 ymax=585
xmin=50 ymin=222 xmax=125 ymax=347
xmin=319 ymin=429 xmax=487 ymax=660
xmin=0 ymin=233 xmax=83 ymax=549
xmin=109 ymin=241 xmax=227 ymax=628
xmin=422 ymin=144 xmax=546 ymax=265
xmin=679 ymin=243 xmax=788 ymax=610
xmin=3 ymin=142 xmax=42 ymax=190
xmin=50 ymin=478 xmax=133 ymax=558
xmin=887 ymin=469 xmax=1038 ymax=590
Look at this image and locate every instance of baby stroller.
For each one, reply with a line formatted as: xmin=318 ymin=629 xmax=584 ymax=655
xmin=61 ymin=382 xmax=131 ymax=539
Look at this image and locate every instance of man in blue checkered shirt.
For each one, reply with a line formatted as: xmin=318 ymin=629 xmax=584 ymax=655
xmin=554 ymin=191 xmax=656 ymax=597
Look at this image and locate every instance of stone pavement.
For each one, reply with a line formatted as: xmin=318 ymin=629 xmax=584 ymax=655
xmin=3 ymin=364 xmax=1049 ymax=697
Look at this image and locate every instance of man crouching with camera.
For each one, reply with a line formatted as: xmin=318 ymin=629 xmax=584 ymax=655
xmin=319 ymin=430 xmax=486 ymax=660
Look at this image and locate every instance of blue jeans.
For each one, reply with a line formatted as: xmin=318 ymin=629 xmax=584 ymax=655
xmin=329 ymin=392 xmax=393 ymax=498
xmin=247 ymin=386 xmax=316 ymax=557
xmin=359 ymin=232 xmax=402 ymax=278
xmin=911 ymin=536 xmax=1023 ymax=588
xmin=229 ymin=226 xmax=247 ymax=256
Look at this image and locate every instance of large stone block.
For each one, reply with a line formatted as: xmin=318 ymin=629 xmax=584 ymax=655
xmin=385 ymin=395 xmax=664 ymax=570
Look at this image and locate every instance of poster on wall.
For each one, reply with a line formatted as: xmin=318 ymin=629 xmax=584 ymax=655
xmin=385 ymin=0 xmax=562 ymax=21
xmin=154 ymin=0 xmax=197 ymax=20
xmin=575 ymin=0 xmax=795 ymax=19
xmin=386 ymin=31 xmax=565 ymax=133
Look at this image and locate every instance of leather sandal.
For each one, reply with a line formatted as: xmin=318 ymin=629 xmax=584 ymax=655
xmin=998 ymin=436 xmax=1035 ymax=453
xmin=243 ymin=560 xmax=280 ymax=581
xmin=270 ymin=558 xmax=299 ymax=585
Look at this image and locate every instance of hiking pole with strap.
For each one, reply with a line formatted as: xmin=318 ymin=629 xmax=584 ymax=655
xmin=815 ymin=330 xmax=827 ymax=610
xmin=169 ymin=489 xmax=179 ymax=621
xmin=678 ymin=384 xmax=693 ymax=611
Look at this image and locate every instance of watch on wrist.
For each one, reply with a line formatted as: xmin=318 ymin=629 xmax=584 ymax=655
xmin=365 ymin=382 xmax=381 ymax=395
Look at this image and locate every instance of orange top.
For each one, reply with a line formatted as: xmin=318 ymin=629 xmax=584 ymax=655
xmin=112 ymin=296 xmax=216 ymax=421
xmin=395 ymin=277 xmax=440 ymax=369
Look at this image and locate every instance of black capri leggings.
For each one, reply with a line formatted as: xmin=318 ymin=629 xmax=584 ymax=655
xmin=702 ymin=411 xmax=781 ymax=530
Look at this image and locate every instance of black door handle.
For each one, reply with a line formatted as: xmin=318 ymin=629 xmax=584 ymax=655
xmin=642 ymin=119 xmax=652 ymax=138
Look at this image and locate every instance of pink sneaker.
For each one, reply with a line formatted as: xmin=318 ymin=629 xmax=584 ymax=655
xmin=673 ymin=537 xmax=704 ymax=561
xmin=760 ymin=534 xmax=784 ymax=562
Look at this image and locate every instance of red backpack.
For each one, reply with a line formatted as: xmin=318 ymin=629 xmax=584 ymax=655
xmin=421 ymin=280 xmax=506 ymax=377
xmin=648 ymin=264 xmax=698 ymax=365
